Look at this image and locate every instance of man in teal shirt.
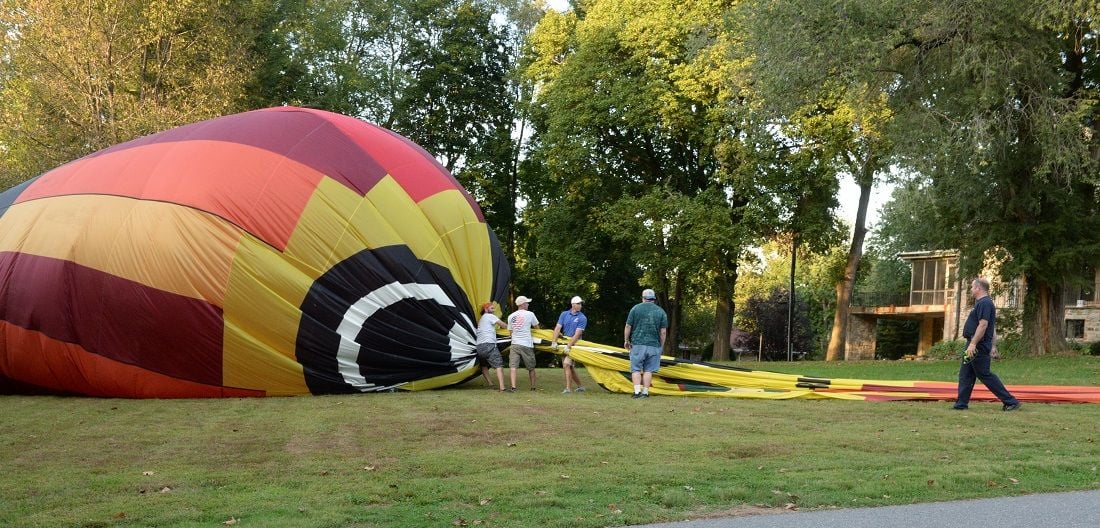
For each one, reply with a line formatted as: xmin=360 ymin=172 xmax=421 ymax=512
xmin=624 ymin=288 xmax=668 ymax=399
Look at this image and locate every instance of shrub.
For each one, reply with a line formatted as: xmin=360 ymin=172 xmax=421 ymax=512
xmin=925 ymin=339 xmax=965 ymax=360
xmin=1089 ymin=341 xmax=1100 ymax=357
xmin=994 ymin=335 xmax=1028 ymax=358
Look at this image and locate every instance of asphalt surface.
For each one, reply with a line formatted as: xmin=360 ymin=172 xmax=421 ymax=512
xmin=630 ymin=490 xmax=1100 ymax=528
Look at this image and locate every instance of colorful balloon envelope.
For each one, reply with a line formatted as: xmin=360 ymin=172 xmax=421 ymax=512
xmin=0 ymin=107 xmax=509 ymax=397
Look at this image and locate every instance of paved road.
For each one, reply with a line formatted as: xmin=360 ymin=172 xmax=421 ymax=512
xmin=631 ymin=490 xmax=1100 ymax=528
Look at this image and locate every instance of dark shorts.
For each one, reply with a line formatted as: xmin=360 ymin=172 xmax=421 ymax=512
xmin=476 ymin=342 xmax=503 ymax=369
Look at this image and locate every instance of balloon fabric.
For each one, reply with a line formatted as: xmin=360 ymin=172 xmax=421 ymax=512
xmin=0 ymin=107 xmax=509 ymax=397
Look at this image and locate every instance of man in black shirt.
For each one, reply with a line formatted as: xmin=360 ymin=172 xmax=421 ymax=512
xmin=954 ymin=277 xmax=1021 ymax=411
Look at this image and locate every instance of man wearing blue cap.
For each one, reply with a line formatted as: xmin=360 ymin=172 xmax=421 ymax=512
xmin=624 ymin=288 xmax=668 ymax=398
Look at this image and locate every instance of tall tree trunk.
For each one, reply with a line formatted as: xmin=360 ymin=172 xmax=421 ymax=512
xmin=1024 ymin=276 xmax=1068 ymax=355
xmin=712 ymin=257 xmax=738 ymax=361
xmin=826 ymin=156 xmax=874 ymax=361
xmin=665 ymin=270 xmax=685 ymax=356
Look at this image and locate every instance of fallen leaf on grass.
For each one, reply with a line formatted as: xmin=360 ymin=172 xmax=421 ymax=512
xmin=507 ymin=442 xmax=517 ymax=447
xmin=987 ymin=480 xmax=999 ymax=487
xmin=927 ymin=480 xmax=936 ymax=487
xmin=559 ymin=474 xmax=570 ymax=479
xmin=159 ymin=487 xmax=172 ymax=493
xmin=113 ymin=512 xmax=126 ymax=519
xmin=223 ymin=518 xmax=238 ymax=526
xmin=363 ymin=465 xmax=376 ymax=471
xmin=784 ymin=503 xmax=798 ymax=510
xmin=452 ymin=518 xmax=469 ymax=526
xmin=683 ymin=485 xmax=694 ymax=491
xmin=1009 ymin=478 xmax=1020 ymax=484
xmin=479 ymin=498 xmax=492 ymax=506
xmin=141 ymin=471 xmax=155 ymax=476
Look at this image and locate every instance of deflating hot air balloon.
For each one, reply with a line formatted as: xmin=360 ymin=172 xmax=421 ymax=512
xmin=0 ymin=107 xmax=510 ymax=397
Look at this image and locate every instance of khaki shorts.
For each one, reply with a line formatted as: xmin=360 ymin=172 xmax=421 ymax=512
xmin=508 ymin=345 xmax=536 ymax=370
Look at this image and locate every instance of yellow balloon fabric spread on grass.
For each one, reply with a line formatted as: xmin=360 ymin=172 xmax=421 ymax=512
xmin=528 ymin=330 xmax=1100 ymax=403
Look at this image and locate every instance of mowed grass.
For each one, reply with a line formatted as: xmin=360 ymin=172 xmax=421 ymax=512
xmin=3 ymin=356 xmax=1099 ymax=528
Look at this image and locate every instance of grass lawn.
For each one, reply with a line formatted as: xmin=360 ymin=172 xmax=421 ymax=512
xmin=3 ymin=356 xmax=1099 ymax=527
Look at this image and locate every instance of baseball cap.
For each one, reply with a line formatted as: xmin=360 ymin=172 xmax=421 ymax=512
xmin=515 ymin=295 xmax=533 ymax=305
xmin=571 ymin=296 xmax=583 ymax=304
xmin=642 ymin=288 xmax=657 ymax=300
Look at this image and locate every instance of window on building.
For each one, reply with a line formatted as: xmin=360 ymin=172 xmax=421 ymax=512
xmin=1063 ymin=268 xmax=1096 ymax=305
xmin=1066 ymin=319 xmax=1085 ymax=339
xmin=910 ymin=259 xmax=947 ymax=305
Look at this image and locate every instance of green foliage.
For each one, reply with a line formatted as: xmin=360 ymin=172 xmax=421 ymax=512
xmin=521 ymin=0 xmax=763 ymax=355
xmin=924 ymin=339 xmax=966 ymax=361
xmin=994 ymin=335 xmax=1029 ymax=359
xmin=746 ymin=0 xmax=1100 ymax=354
xmin=735 ymin=239 xmax=848 ymax=357
xmin=1089 ymin=341 xmax=1100 ymax=357
xmin=875 ymin=320 xmax=919 ymax=360
xmin=0 ymin=0 xmax=257 ymax=183
xmin=734 ymin=287 xmax=816 ymax=360
xmin=996 ymin=307 xmax=1024 ymax=343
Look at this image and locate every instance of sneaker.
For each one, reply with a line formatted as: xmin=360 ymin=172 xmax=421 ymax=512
xmin=641 ymin=393 xmax=649 ymax=398
xmin=1003 ymin=402 xmax=1022 ymax=411
xmin=562 ymin=388 xmax=572 ymax=394
xmin=951 ymin=405 xmax=968 ymax=410
xmin=507 ymin=387 xmax=516 ymax=393
xmin=631 ymin=393 xmax=643 ymax=399
xmin=574 ymin=387 xmax=585 ymax=393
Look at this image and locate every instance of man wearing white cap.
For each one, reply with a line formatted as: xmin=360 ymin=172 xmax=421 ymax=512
xmin=624 ymin=288 xmax=668 ymax=398
xmin=506 ymin=295 xmax=540 ymax=392
xmin=552 ymin=295 xmax=588 ymax=393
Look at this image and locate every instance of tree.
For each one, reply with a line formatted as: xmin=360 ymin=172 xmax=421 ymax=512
xmin=735 ymin=287 xmax=815 ymax=361
xmin=0 ymin=0 xmax=256 ymax=183
xmin=523 ymin=0 xmax=761 ymax=358
xmin=734 ymin=238 xmax=848 ymax=358
xmin=745 ymin=0 xmax=1100 ymax=355
xmin=744 ymin=1 xmax=897 ymax=360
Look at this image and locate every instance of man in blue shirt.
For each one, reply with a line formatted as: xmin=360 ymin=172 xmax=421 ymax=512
xmin=954 ymin=277 xmax=1021 ymax=411
xmin=552 ymin=296 xmax=588 ymax=393
xmin=624 ymin=288 xmax=668 ymax=399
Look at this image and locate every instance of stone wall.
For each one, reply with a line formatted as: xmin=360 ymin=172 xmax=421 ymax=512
xmin=845 ymin=314 xmax=877 ymax=360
